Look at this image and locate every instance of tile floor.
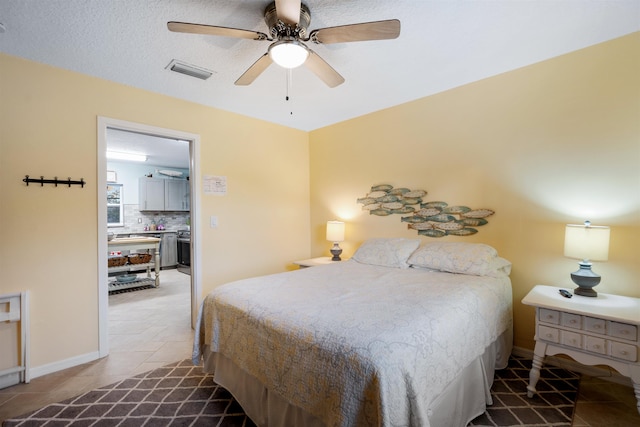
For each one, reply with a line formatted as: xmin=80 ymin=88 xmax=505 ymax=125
xmin=0 ymin=269 xmax=194 ymax=423
xmin=572 ymin=375 xmax=640 ymax=427
xmin=1 ymin=270 xmax=639 ymax=426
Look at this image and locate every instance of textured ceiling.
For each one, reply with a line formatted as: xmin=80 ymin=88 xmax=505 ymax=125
xmin=1 ymin=1 xmax=638 ymax=132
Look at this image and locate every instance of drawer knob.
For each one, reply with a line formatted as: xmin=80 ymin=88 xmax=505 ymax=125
xmin=594 ymin=345 xmax=600 ymax=349
xmin=546 ymin=334 xmax=553 ymax=338
xmin=570 ymin=320 xmax=576 ymax=324
xmin=620 ymin=350 xmax=628 ymax=355
xmin=621 ymin=330 xmax=629 ymax=335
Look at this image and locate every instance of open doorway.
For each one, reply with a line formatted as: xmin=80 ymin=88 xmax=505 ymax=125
xmin=97 ymin=117 xmax=201 ymax=358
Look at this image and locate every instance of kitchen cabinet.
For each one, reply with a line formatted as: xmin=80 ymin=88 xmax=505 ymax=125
xmin=139 ymin=177 xmax=189 ymax=211
xmin=161 ymin=232 xmax=178 ymax=268
xmin=139 ymin=178 xmax=165 ymax=211
xmin=165 ymin=180 xmax=189 ymax=211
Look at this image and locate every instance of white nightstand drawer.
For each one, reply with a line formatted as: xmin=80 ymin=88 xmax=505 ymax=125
xmin=538 ymin=325 xmax=559 ymax=343
xmin=561 ymin=312 xmax=582 ymax=329
xmin=585 ymin=336 xmax=606 ymax=355
xmin=561 ymin=330 xmax=582 ymax=348
xmin=539 ymin=308 xmax=560 ymax=325
xmin=584 ymin=316 xmax=606 ymax=334
xmin=610 ymin=341 xmax=638 ymax=362
xmin=609 ymin=322 xmax=637 ymax=341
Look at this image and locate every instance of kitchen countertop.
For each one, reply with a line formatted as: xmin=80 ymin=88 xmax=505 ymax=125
xmin=108 ymin=236 xmax=161 ymax=245
xmin=110 ymin=230 xmax=185 ymax=235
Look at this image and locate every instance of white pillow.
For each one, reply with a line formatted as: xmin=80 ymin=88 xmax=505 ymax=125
xmin=407 ymin=242 xmax=509 ymax=277
xmin=488 ymin=257 xmax=512 ymax=277
xmin=352 ymin=238 xmax=421 ymax=269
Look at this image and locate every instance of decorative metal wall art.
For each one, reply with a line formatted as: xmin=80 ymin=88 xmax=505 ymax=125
xmin=357 ymin=184 xmax=494 ymax=237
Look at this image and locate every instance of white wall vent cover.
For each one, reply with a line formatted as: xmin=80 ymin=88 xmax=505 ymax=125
xmin=166 ymin=59 xmax=214 ymax=80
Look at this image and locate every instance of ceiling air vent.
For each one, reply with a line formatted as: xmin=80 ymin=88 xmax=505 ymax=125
xmin=166 ymin=59 xmax=213 ymax=80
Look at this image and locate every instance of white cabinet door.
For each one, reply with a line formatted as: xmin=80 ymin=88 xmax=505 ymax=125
xmin=139 ymin=178 xmax=165 ymax=211
xmin=161 ymin=233 xmax=178 ymax=267
xmin=165 ymin=180 xmax=189 ymax=211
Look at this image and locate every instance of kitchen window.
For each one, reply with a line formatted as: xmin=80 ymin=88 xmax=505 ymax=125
xmin=107 ymin=184 xmax=124 ymax=227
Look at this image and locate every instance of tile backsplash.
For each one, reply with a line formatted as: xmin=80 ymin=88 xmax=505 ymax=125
xmin=109 ymin=204 xmax=190 ymax=233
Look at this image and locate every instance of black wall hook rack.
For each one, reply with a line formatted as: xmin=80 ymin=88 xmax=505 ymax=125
xmin=23 ymin=175 xmax=86 ymax=188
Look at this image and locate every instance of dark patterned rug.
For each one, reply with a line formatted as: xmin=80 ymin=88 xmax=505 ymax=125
xmin=469 ymin=354 xmax=580 ymax=426
xmin=3 ymin=360 xmax=255 ymax=427
xmin=3 ymin=355 xmax=579 ymax=427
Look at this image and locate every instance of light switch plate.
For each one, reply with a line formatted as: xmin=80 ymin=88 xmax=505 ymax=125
xmin=210 ymin=216 xmax=218 ymax=228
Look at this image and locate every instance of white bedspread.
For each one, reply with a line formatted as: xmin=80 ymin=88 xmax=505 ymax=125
xmin=194 ymin=260 xmax=512 ymax=427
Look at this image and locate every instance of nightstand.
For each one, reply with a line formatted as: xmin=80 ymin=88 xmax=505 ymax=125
xmin=522 ymin=285 xmax=640 ymax=414
xmin=293 ymin=257 xmax=338 ymax=268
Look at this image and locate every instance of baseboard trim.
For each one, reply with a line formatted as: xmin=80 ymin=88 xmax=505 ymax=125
xmin=28 ymin=351 xmax=102 ymax=380
xmin=512 ymin=346 xmax=633 ymax=387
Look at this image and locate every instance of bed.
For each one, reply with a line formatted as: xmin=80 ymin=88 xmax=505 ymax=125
xmin=193 ymin=239 xmax=513 ymax=427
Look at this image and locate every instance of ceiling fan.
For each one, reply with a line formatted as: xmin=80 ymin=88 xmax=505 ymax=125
xmin=167 ymin=0 xmax=400 ymax=88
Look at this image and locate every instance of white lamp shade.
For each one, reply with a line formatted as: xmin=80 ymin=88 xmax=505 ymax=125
xmin=564 ymin=223 xmax=610 ymax=261
xmin=326 ymin=221 xmax=345 ymax=242
xmin=269 ymin=41 xmax=309 ymax=69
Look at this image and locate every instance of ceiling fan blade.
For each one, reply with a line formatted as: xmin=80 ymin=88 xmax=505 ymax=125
xmin=275 ymin=0 xmax=301 ymax=25
xmin=304 ymin=50 xmax=345 ymax=88
xmin=308 ymin=19 xmax=401 ymax=44
xmin=167 ymin=21 xmax=269 ymax=40
xmin=235 ymin=53 xmax=274 ymax=86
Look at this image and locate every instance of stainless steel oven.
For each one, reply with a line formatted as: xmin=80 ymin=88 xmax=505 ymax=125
xmin=177 ymin=229 xmax=191 ymax=275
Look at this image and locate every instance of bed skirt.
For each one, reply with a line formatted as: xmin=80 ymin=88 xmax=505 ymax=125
xmin=201 ymin=325 xmax=512 ymax=427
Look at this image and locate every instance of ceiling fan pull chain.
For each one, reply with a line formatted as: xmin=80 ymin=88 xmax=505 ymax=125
xmin=287 ymin=69 xmax=294 ymax=115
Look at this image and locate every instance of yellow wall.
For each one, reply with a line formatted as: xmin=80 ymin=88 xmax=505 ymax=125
xmin=1 ymin=32 xmax=638 ymax=374
xmin=0 ymin=54 xmax=310 ymax=371
xmin=309 ymin=33 xmax=640 ymax=351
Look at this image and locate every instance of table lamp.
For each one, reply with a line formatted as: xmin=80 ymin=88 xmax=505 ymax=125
xmin=326 ymin=221 xmax=345 ymax=261
xmin=564 ymin=221 xmax=610 ymax=297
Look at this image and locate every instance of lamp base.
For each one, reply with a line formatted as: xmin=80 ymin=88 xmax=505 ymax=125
xmin=570 ymin=261 xmax=601 ymax=297
xmin=330 ymin=243 xmax=342 ymax=261
xmin=573 ymin=285 xmax=598 ymax=298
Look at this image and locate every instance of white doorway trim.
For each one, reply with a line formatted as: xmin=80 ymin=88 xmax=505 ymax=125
xmin=97 ymin=117 xmax=202 ymax=357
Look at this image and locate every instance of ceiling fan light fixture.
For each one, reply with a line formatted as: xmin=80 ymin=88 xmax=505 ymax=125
xmin=268 ymin=40 xmax=309 ymax=69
